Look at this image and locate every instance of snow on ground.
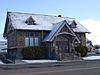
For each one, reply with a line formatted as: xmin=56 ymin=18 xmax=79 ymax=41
xmin=22 ymin=60 xmax=58 ymax=63
xmin=83 ymin=56 xmax=100 ymax=60
xmin=0 ymin=60 xmax=4 ymax=64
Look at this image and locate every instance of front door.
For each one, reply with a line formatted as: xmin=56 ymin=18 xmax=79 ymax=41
xmin=56 ymin=41 xmax=69 ymax=53
xmin=56 ymin=40 xmax=70 ymax=60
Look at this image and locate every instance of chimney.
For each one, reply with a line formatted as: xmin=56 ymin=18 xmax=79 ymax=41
xmin=58 ymin=15 xmax=62 ymax=17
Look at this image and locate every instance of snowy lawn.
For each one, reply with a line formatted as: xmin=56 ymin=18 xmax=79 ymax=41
xmin=0 ymin=60 xmax=4 ymax=64
xmin=83 ymin=56 xmax=100 ymax=60
xmin=22 ymin=60 xmax=58 ymax=63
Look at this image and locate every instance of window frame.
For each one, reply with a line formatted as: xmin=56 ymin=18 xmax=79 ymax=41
xmin=24 ymin=32 xmax=39 ymax=47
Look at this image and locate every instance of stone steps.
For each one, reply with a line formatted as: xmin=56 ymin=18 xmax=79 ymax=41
xmin=61 ymin=53 xmax=82 ymax=61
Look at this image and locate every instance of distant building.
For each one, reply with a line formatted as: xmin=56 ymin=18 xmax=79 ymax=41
xmin=3 ymin=11 xmax=90 ymax=60
xmin=86 ymin=39 xmax=94 ymax=52
xmin=0 ymin=34 xmax=7 ymax=53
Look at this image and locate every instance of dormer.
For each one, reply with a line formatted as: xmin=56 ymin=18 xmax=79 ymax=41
xmin=25 ymin=16 xmax=37 ymax=25
xmin=69 ymin=20 xmax=77 ymax=28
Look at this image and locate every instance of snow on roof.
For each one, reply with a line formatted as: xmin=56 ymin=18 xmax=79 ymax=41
xmin=0 ymin=60 xmax=4 ymax=64
xmin=43 ymin=20 xmax=64 ymax=41
xmin=72 ymin=21 xmax=90 ymax=33
xmin=8 ymin=12 xmax=90 ymax=33
xmin=43 ymin=20 xmax=80 ymax=42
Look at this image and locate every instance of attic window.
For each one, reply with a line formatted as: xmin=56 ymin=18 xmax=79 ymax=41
xmin=70 ymin=20 xmax=77 ymax=28
xmin=25 ymin=16 xmax=37 ymax=25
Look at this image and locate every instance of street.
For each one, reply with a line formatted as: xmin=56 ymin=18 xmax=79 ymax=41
xmin=0 ymin=60 xmax=100 ymax=75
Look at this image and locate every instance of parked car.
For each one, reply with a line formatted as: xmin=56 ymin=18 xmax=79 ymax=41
xmin=95 ymin=48 xmax=100 ymax=54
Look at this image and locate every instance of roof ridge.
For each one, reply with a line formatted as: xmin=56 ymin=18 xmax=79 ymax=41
xmin=7 ymin=11 xmax=75 ymax=19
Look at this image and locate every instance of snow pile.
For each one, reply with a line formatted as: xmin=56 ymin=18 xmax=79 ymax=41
xmin=0 ymin=34 xmax=7 ymax=41
xmin=22 ymin=60 xmax=58 ymax=63
xmin=0 ymin=60 xmax=4 ymax=64
xmin=83 ymin=56 xmax=100 ymax=60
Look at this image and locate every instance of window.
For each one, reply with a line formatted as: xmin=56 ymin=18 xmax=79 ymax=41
xmin=30 ymin=37 xmax=34 ymax=46
xmin=34 ymin=32 xmax=39 ymax=37
xmin=25 ymin=16 xmax=37 ymax=25
xmin=25 ymin=32 xmax=29 ymax=37
xmin=25 ymin=32 xmax=39 ymax=46
xmin=30 ymin=32 xmax=34 ymax=37
xmin=35 ymin=37 xmax=39 ymax=46
xmin=25 ymin=37 xmax=29 ymax=46
xmin=70 ymin=20 xmax=77 ymax=28
xmin=25 ymin=37 xmax=39 ymax=46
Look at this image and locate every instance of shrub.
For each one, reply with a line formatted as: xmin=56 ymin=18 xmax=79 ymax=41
xmin=75 ymin=46 xmax=88 ymax=57
xmin=21 ymin=46 xmax=45 ymax=60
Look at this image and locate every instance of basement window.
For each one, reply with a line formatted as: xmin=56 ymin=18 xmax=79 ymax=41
xmin=25 ymin=16 xmax=37 ymax=25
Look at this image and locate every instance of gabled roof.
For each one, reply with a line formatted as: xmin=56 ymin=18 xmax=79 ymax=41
xmin=43 ymin=20 xmax=65 ymax=42
xmin=4 ymin=11 xmax=90 ymax=37
xmin=72 ymin=21 xmax=90 ymax=33
xmin=43 ymin=20 xmax=80 ymax=43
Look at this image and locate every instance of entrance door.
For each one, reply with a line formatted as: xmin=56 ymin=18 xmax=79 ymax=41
xmin=56 ymin=41 xmax=69 ymax=53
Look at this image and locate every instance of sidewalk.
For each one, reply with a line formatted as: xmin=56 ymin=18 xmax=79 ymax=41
xmin=0 ymin=59 xmax=83 ymax=69
xmin=1 ymin=54 xmax=100 ymax=69
xmin=1 ymin=51 xmax=100 ymax=69
xmin=15 ymin=60 xmax=27 ymax=64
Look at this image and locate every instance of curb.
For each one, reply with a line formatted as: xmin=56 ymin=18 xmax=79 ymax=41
xmin=1 ymin=60 xmax=100 ymax=69
xmin=0 ymin=60 xmax=83 ymax=69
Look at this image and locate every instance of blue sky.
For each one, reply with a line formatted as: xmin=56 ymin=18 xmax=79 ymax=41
xmin=0 ymin=0 xmax=100 ymax=45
